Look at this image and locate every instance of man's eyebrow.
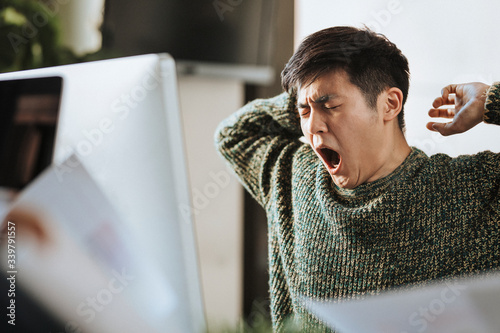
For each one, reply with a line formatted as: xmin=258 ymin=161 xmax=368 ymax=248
xmin=296 ymin=101 xmax=308 ymax=108
xmin=313 ymin=94 xmax=338 ymax=104
xmin=296 ymin=94 xmax=339 ymax=108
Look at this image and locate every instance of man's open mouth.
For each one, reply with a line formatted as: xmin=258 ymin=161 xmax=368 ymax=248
xmin=318 ymin=147 xmax=341 ymax=171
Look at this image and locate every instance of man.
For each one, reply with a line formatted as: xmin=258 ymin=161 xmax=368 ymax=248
xmin=215 ymin=26 xmax=500 ymax=332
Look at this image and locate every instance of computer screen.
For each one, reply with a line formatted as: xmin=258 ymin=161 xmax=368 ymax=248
xmin=0 ymin=76 xmax=62 ymax=189
xmin=0 ymin=54 xmax=205 ymax=332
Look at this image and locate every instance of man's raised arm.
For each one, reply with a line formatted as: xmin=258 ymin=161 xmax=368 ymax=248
xmin=214 ymin=92 xmax=304 ymax=207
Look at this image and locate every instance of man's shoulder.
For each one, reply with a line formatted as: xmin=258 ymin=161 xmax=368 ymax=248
xmin=425 ymin=150 xmax=500 ymax=176
xmin=428 ymin=150 xmax=500 ymax=164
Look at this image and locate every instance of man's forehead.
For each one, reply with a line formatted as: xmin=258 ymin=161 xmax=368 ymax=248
xmin=296 ymin=70 xmax=349 ymax=102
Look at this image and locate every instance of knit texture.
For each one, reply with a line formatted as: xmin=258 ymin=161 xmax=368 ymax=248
xmin=215 ymin=83 xmax=500 ymax=332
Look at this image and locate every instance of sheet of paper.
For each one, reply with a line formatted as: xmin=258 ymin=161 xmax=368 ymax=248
xmin=1 ymin=155 xmax=178 ymax=333
xmin=303 ymin=273 xmax=500 ymax=333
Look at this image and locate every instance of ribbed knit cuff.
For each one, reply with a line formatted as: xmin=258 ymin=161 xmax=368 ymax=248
xmin=484 ymin=81 xmax=500 ymax=125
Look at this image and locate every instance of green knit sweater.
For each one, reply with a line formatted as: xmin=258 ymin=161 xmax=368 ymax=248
xmin=215 ymin=83 xmax=500 ymax=332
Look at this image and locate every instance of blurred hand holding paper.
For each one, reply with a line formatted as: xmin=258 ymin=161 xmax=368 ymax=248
xmin=303 ymin=272 xmax=500 ymax=333
xmin=1 ymin=154 xmax=178 ymax=333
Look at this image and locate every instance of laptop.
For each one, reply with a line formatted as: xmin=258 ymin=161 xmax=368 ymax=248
xmin=0 ymin=54 xmax=205 ymax=332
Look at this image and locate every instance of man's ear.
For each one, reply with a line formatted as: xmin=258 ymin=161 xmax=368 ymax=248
xmin=382 ymin=87 xmax=404 ymax=122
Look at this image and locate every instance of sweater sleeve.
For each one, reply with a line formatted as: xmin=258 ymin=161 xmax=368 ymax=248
xmin=481 ymin=82 xmax=500 ymax=214
xmin=214 ymin=92 xmax=303 ymax=208
xmin=484 ymin=81 xmax=500 ymax=125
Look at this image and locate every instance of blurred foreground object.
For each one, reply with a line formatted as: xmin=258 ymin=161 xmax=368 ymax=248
xmin=1 ymin=155 xmax=166 ymax=333
xmin=305 ymin=271 xmax=500 ymax=333
xmin=0 ymin=54 xmax=205 ymax=332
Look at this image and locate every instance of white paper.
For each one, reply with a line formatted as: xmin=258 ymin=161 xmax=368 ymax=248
xmin=1 ymin=155 xmax=177 ymax=333
xmin=303 ymin=272 xmax=500 ymax=333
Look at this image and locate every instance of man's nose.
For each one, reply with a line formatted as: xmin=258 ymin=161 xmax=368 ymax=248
xmin=306 ymin=109 xmax=328 ymax=134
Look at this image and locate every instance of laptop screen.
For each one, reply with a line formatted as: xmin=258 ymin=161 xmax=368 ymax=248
xmin=0 ymin=76 xmax=62 ymax=190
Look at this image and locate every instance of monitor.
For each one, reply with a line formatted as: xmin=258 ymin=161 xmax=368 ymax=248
xmin=0 ymin=54 xmax=205 ymax=332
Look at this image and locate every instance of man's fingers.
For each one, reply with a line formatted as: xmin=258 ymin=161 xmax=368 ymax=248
xmin=426 ymin=122 xmax=438 ymax=132
xmin=428 ymin=107 xmax=455 ymax=119
xmin=432 ymin=95 xmax=456 ymax=109
xmin=441 ymin=84 xmax=458 ymax=100
xmin=426 ymin=122 xmax=454 ymax=136
xmin=426 ymin=122 xmax=451 ymax=133
xmin=427 ymin=119 xmax=467 ymax=136
xmin=432 ymin=96 xmax=446 ymax=108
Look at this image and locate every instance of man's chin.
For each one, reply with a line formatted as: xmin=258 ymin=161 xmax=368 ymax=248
xmin=331 ymin=174 xmax=353 ymax=189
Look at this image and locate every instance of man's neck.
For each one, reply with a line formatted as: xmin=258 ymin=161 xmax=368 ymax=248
xmin=366 ymin=131 xmax=412 ymax=184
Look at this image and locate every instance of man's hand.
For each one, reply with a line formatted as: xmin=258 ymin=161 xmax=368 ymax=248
xmin=427 ymin=82 xmax=490 ymax=136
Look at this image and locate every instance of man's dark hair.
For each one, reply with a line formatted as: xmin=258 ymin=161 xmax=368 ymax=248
xmin=281 ymin=26 xmax=410 ymax=131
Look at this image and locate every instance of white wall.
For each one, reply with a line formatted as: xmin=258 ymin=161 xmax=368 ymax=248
xmin=295 ymin=0 xmax=500 ymax=156
xmin=178 ymin=76 xmax=244 ymax=330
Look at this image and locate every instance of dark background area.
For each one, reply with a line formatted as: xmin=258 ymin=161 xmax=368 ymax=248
xmin=101 ymin=0 xmax=276 ymax=66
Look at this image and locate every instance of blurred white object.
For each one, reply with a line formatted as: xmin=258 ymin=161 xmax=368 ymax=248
xmin=304 ymin=272 xmax=500 ymax=333
xmin=2 ymin=154 xmax=174 ymax=333
xmin=59 ymin=0 xmax=105 ymax=56
xmin=0 ymin=54 xmax=205 ymax=332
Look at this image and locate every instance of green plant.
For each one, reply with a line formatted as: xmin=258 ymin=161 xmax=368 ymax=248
xmin=0 ymin=0 xmax=77 ymax=73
